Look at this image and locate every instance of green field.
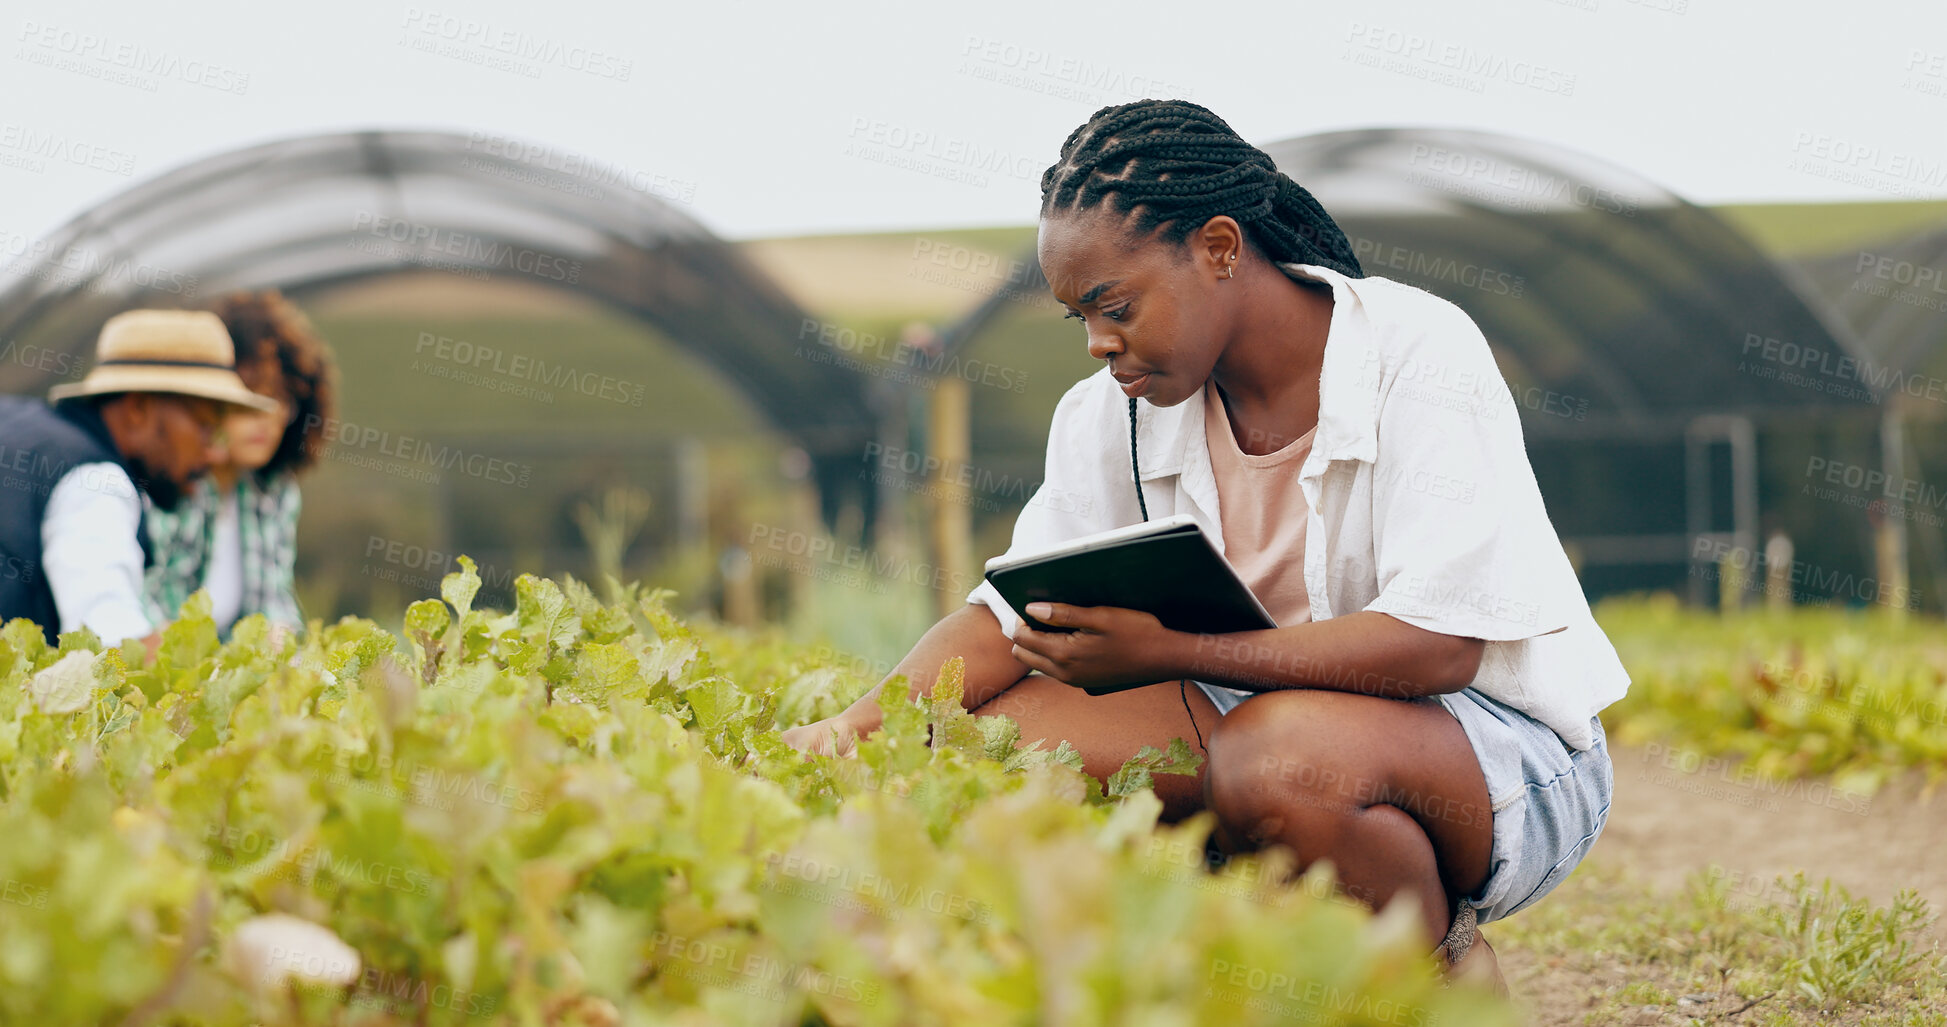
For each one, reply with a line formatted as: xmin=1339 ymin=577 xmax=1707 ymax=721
xmin=4 ymin=563 xmax=1945 ymax=1024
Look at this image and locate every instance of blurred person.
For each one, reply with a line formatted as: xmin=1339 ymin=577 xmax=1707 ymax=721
xmin=144 ymin=291 xmax=336 ymax=639
xmin=0 ymin=309 xmax=280 ymax=652
xmin=784 ymin=100 xmax=1631 ymax=991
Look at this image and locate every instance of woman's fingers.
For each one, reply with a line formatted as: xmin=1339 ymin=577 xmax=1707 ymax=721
xmin=780 ymin=717 xmax=864 ymax=760
xmin=1026 ymin=602 xmax=1122 ymax=633
xmin=1025 ymin=602 xmax=1092 ymax=630
xmin=1010 ymin=642 xmax=1060 ymax=679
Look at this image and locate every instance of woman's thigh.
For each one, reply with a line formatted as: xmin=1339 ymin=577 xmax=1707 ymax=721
xmin=1205 ymin=689 xmax=1495 ymax=901
xmin=971 ymin=673 xmax=1220 ymax=821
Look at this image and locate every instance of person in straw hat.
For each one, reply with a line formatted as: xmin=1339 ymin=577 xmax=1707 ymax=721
xmin=143 ymin=290 xmax=337 ymax=640
xmin=0 ymin=309 xmax=279 ymax=652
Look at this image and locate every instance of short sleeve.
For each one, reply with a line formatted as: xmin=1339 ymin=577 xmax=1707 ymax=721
xmin=1361 ymin=311 xmax=1575 ymax=641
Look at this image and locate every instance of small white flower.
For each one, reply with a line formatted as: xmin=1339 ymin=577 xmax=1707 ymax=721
xmin=226 ymin=914 xmax=361 ymax=991
xmin=27 ymin=650 xmax=96 ymax=715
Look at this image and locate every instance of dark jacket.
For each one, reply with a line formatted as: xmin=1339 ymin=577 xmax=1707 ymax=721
xmin=0 ymin=396 xmax=152 ymax=643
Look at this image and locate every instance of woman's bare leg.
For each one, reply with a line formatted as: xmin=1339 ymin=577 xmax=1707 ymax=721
xmin=1202 ymin=689 xmax=1494 ymax=947
xmin=970 ymin=672 xmax=1220 ymax=822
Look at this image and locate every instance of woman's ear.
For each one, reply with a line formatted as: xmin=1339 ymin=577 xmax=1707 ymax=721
xmin=1192 ymin=216 xmax=1246 ymax=279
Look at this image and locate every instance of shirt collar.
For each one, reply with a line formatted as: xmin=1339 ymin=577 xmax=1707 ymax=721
xmin=1130 ymin=262 xmax=1378 ymax=481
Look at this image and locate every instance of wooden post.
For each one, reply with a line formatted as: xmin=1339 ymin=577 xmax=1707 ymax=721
xmin=928 ymin=375 xmax=975 ymax=619
xmin=1877 ymin=406 xmax=1910 ymax=620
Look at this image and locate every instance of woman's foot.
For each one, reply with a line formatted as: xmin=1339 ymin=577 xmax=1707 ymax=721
xmin=1437 ymin=902 xmax=1509 ymax=996
xmin=1449 ymin=930 xmax=1508 ymax=997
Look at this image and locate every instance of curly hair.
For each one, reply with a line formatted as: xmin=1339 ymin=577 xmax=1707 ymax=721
xmin=1040 ymin=99 xmax=1363 ymax=278
xmin=212 ymin=289 xmax=337 ymax=477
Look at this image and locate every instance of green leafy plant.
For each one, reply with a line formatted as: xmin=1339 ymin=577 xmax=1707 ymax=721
xmin=0 ymin=559 xmax=1506 ymax=1026
xmin=1596 ymin=595 xmax=1947 ymax=792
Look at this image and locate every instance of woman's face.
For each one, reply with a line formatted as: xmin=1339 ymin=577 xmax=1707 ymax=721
xmin=218 ymin=362 xmax=292 ymax=473
xmin=1037 ymin=208 xmax=1239 ymax=408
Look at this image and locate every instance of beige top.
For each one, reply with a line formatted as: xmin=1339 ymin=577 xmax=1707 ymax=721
xmin=1202 ymin=380 xmax=1317 ymax=627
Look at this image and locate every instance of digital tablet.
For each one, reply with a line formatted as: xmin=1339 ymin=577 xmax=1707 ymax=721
xmin=983 ymin=514 xmax=1277 ymax=693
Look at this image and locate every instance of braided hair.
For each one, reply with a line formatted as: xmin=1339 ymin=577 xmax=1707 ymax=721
xmin=1040 ymin=100 xmax=1363 ymax=279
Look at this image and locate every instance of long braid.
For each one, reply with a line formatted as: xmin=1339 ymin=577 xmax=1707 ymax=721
xmin=1040 ymin=100 xmax=1363 ymax=279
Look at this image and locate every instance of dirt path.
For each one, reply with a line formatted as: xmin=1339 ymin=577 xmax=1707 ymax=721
xmin=1495 ymin=743 xmax=1945 ymax=1023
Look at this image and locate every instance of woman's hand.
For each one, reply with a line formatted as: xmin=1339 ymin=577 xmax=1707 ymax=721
xmin=779 ymin=710 xmax=876 ymax=758
xmin=1007 ymin=602 xmax=1190 ymax=693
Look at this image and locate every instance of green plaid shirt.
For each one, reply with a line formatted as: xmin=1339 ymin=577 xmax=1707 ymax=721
xmin=143 ymin=472 xmax=304 ymax=633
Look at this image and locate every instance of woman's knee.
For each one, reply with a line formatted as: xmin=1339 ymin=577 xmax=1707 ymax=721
xmin=1205 ymin=690 xmax=1370 ymax=845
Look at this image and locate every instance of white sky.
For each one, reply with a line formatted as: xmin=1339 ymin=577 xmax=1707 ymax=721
xmin=4 ymin=0 xmax=1945 ymax=242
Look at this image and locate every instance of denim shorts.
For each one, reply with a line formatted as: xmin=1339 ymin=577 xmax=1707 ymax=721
xmin=1195 ymin=682 xmax=1613 ymax=925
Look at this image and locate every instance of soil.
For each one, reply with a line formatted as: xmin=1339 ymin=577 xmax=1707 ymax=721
xmin=1493 ymin=743 xmax=1944 ymax=1025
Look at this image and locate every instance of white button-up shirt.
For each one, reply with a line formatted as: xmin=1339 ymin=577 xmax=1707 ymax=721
xmin=43 ymin=462 xmax=155 ymax=645
xmin=965 ymin=261 xmax=1629 ymax=750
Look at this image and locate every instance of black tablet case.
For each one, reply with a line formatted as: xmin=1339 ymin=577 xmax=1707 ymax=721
xmin=984 ymin=520 xmax=1277 ymax=636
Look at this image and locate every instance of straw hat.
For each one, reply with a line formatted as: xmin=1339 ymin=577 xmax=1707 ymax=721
xmin=48 ymin=309 xmax=281 ymax=412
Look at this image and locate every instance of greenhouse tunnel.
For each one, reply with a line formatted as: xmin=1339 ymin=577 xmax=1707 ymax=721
xmin=0 ymin=129 xmax=885 ymax=544
xmin=941 ymin=128 xmax=1893 ymax=606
